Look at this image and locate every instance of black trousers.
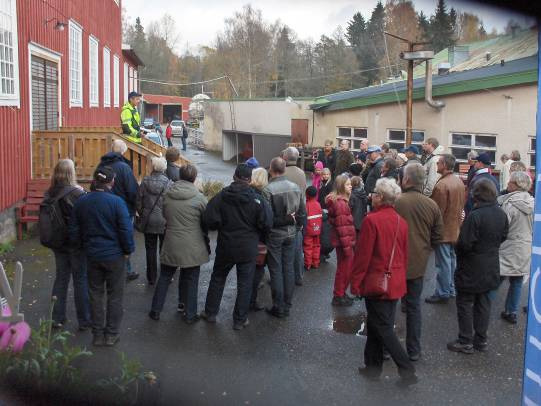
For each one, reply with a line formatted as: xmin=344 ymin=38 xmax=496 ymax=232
xmin=204 ymin=255 xmax=256 ymax=323
xmin=456 ymin=290 xmax=492 ymax=345
xmin=144 ymin=233 xmax=164 ymax=283
xmin=404 ymin=277 xmax=424 ymax=357
xmin=87 ymin=257 xmax=125 ymax=336
xmin=364 ymin=299 xmax=415 ymax=377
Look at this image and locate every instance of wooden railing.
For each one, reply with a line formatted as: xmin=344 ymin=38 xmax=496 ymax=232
xmin=32 ymin=128 xmax=189 ymax=183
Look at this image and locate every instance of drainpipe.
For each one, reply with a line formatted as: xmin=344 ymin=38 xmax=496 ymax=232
xmin=425 ymin=59 xmax=445 ymax=109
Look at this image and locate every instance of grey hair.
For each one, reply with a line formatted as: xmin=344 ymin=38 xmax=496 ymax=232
xmin=151 ymin=157 xmax=167 ymax=172
xmin=112 ymin=139 xmax=128 ymax=154
xmin=440 ymin=154 xmax=456 ymax=171
xmin=510 ymin=150 xmax=521 ymax=161
xmin=510 ymin=161 xmax=527 ymax=173
xmin=374 ymin=177 xmax=401 ymax=205
xmin=284 ymin=146 xmax=299 ymax=162
xmin=510 ymin=171 xmax=531 ymax=192
xmin=467 ymin=150 xmax=479 ymax=160
xmin=402 ymin=163 xmax=426 ymax=188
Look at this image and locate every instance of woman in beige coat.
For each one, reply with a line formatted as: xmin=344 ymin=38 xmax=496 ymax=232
xmin=149 ymin=164 xmax=210 ymax=324
xmin=497 ymin=171 xmax=534 ymax=324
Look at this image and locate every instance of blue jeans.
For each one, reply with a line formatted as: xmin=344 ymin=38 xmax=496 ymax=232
xmin=267 ymin=235 xmax=296 ymax=313
xmin=434 ymin=243 xmax=456 ymax=298
xmin=294 ymin=230 xmax=304 ymax=283
xmin=152 ymin=264 xmax=200 ymax=320
xmin=181 ymin=137 xmax=187 ymax=151
xmin=502 ymin=276 xmax=524 ymax=314
xmin=52 ymin=249 xmax=91 ymax=327
xmin=405 ymin=277 xmax=424 ymax=356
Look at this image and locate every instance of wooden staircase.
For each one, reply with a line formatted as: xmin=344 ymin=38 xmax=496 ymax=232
xmin=31 ymin=127 xmax=189 ymax=183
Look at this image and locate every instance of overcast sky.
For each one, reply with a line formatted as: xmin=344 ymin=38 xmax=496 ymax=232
xmin=125 ymin=0 xmax=534 ymax=54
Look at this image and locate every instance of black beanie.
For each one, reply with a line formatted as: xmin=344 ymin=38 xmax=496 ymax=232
xmin=234 ymin=163 xmax=253 ymax=182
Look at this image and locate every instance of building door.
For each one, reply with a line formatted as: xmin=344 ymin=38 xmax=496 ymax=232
xmin=31 ymin=55 xmax=59 ymax=130
xmin=291 ymin=119 xmax=308 ymax=145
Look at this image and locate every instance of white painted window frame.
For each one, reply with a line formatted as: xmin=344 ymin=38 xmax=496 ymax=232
xmin=103 ymin=47 xmax=111 ymax=107
xmin=113 ymin=55 xmax=119 ymax=107
xmin=69 ymin=20 xmax=83 ymax=107
xmin=448 ymin=131 xmax=497 ymax=164
xmin=88 ymin=35 xmax=99 ymax=107
xmin=335 ymin=127 xmax=367 ymax=152
xmin=0 ymin=0 xmax=20 ymax=106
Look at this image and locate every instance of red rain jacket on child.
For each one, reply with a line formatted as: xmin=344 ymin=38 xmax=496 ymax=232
xmin=305 ymin=197 xmax=323 ymax=236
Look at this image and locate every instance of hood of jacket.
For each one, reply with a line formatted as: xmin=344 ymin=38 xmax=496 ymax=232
xmin=222 ymin=181 xmax=253 ymax=205
xmin=167 ymin=180 xmax=198 ymax=201
xmin=432 ymin=145 xmax=445 ymax=156
xmin=498 ymin=191 xmax=534 ymax=215
xmin=144 ymin=172 xmax=170 ymax=195
xmin=100 ymin=152 xmax=130 ymax=166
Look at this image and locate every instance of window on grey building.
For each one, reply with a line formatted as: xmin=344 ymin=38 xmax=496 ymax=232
xmin=336 ymin=127 xmax=367 ymax=151
xmin=386 ymin=129 xmax=425 ymax=150
xmin=449 ymin=132 xmax=497 ymax=164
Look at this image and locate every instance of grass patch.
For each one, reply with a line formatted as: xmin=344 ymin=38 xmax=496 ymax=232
xmin=199 ymin=179 xmax=224 ymax=201
xmin=0 ymin=242 xmax=14 ymax=256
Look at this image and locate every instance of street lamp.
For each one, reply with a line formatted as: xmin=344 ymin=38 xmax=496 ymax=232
xmin=44 ymin=18 xmax=67 ymax=31
xmin=285 ymin=96 xmax=301 ymax=108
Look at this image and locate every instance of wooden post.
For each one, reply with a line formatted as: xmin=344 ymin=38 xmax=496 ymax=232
xmin=406 ymin=42 xmax=414 ymax=147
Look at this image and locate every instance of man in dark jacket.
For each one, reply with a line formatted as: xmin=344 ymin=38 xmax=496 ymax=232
xmin=334 ymin=139 xmax=355 ymax=177
xmin=165 ymin=147 xmax=181 ymax=181
xmin=201 ymin=164 xmax=272 ymax=330
xmin=448 ymin=179 xmax=508 ymax=354
xmin=98 ymin=139 xmax=139 ymax=281
xmin=263 ymin=157 xmax=306 ymax=318
xmin=70 ymin=166 xmax=135 ymax=347
xmin=364 ymin=146 xmax=384 ymax=194
xmin=316 ymin=139 xmax=337 ymax=175
xmin=395 ymin=164 xmax=443 ymax=361
xmin=464 ymin=152 xmax=499 ymax=216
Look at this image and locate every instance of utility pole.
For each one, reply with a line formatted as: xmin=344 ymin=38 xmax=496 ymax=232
xmin=384 ymin=32 xmax=430 ymax=146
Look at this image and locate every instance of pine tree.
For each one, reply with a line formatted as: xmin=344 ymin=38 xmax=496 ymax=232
xmin=346 ymin=12 xmax=368 ymax=87
xmin=365 ymin=1 xmax=385 ymax=85
xmin=449 ymin=7 xmax=458 ymax=36
xmin=430 ymin=0 xmax=455 ymax=53
xmin=418 ymin=11 xmax=430 ymax=41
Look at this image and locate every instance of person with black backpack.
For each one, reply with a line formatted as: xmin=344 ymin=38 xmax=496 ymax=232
xmin=40 ymin=159 xmax=91 ymax=331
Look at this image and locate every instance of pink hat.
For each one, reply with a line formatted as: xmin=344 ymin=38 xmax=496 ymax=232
xmin=315 ymin=161 xmax=324 ymax=170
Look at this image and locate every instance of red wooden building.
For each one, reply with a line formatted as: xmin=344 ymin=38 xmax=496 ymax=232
xmin=0 ymin=0 xmax=142 ymax=242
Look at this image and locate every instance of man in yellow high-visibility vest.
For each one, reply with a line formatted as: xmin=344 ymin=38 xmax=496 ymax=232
xmin=121 ymin=91 xmax=143 ymax=144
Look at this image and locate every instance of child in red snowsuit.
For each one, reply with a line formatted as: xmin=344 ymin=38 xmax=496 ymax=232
xmin=304 ymin=186 xmax=323 ymax=270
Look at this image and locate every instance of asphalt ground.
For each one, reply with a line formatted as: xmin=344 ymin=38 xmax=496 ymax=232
xmin=0 ymin=143 xmax=527 ymax=405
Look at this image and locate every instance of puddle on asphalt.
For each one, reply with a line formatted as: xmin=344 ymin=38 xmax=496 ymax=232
xmin=332 ymin=313 xmax=367 ymax=336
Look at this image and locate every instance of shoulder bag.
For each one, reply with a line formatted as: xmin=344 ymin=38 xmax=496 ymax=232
xmin=135 ymin=184 xmax=167 ymax=233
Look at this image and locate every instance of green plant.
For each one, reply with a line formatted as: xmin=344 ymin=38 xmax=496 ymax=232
xmin=97 ymin=351 xmax=157 ymax=405
xmin=200 ymin=179 xmax=224 ymax=200
xmin=0 ymin=297 xmax=92 ymax=392
xmin=0 ymin=242 xmax=14 ymax=256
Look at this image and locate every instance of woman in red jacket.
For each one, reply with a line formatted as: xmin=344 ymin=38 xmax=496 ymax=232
xmin=350 ymin=177 xmax=417 ymax=386
xmin=326 ymin=175 xmax=356 ymax=306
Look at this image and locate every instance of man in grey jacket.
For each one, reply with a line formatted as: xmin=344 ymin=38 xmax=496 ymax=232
xmin=282 ymin=147 xmax=307 ymax=286
xmin=263 ymin=157 xmax=306 ymax=318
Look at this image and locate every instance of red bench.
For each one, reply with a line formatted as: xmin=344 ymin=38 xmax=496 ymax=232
xmin=16 ymin=180 xmax=50 ymax=240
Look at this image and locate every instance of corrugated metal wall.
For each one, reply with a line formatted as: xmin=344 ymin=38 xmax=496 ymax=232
xmin=1 ymin=0 xmax=138 ymax=211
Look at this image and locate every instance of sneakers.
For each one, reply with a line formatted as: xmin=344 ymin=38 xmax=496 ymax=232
xmin=447 ymin=340 xmax=474 ymax=354
xmin=500 ymin=311 xmax=517 ymax=324
xmin=105 ymin=335 xmax=120 ymax=347
xmin=332 ymin=296 xmax=353 ymax=307
xmin=396 ymin=373 xmax=419 ymax=388
xmin=148 ymin=311 xmax=160 ymax=321
xmin=408 ymin=353 xmax=421 ymax=362
xmin=126 ymin=272 xmax=140 ymax=281
xmin=200 ymin=311 xmax=217 ymax=323
xmin=177 ymin=303 xmax=186 ymax=313
xmin=233 ymin=319 xmax=250 ymax=331
xmin=473 ymin=341 xmax=488 ymax=352
xmin=266 ymin=307 xmax=287 ymax=319
xmin=425 ymin=295 xmax=449 ymax=304
xmin=382 ymin=349 xmax=391 ymax=361
xmin=92 ymin=334 xmax=105 ymax=347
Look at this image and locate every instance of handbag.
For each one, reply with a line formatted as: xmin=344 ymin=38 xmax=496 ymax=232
xmin=256 ymin=243 xmax=268 ymax=266
xmin=363 ymin=214 xmax=400 ymax=298
xmin=135 ymin=184 xmax=167 ymax=233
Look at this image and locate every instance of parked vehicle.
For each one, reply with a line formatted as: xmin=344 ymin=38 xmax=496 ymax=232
xmin=170 ymin=120 xmax=185 ymax=137
xmin=143 ymin=117 xmax=157 ymax=129
xmin=145 ymin=131 xmax=165 ymax=147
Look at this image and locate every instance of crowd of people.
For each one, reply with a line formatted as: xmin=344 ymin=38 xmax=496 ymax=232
xmin=41 ymin=136 xmax=534 ymax=387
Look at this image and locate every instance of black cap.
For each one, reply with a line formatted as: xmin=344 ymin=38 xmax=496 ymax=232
xmin=401 ymin=145 xmax=420 ymax=155
xmin=306 ymin=186 xmax=317 ymax=198
xmin=477 ymin=152 xmax=492 ymax=166
xmin=128 ymin=91 xmax=142 ymax=99
xmin=234 ymin=164 xmax=253 ymax=182
xmin=94 ymin=166 xmax=115 ymax=183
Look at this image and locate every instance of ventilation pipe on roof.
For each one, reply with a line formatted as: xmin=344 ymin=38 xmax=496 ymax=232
xmin=425 ymin=59 xmax=445 ymax=110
